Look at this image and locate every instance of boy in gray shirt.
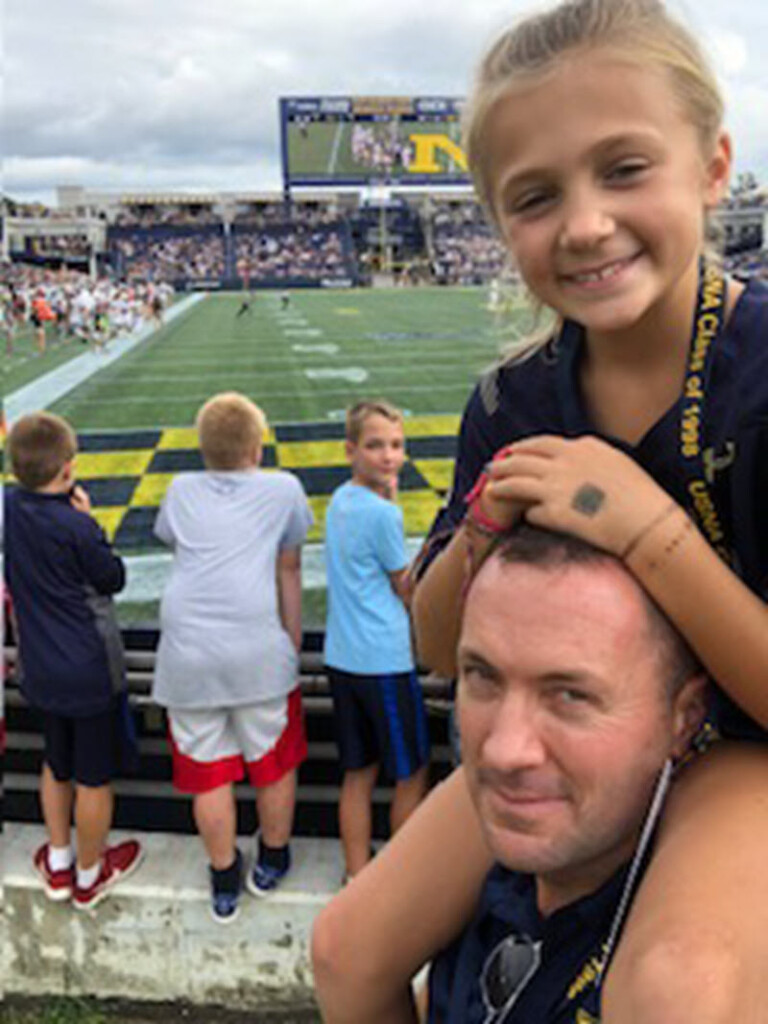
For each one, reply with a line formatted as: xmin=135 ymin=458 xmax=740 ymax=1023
xmin=153 ymin=392 xmax=312 ymax=923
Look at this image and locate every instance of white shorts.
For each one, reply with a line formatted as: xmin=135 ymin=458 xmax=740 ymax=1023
xmin=167 ymin=690 xmax=307 ymax=793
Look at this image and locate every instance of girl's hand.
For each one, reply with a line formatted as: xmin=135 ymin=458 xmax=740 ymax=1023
xmin=484 ymin=435 xmax=675 ymax=556
xmin=69 ymin=484 xmax=92 ymax=515
xmin=466 ymin=444 xmax=526 ymax=531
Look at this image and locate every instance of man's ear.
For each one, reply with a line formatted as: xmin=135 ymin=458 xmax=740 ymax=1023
xmin=345 ymin=439 xmax=356 ymax=461
xmin=671 ymin=673 xmax=709 ymax=758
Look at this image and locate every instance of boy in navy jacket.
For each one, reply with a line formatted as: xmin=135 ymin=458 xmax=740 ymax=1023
xmin=5 ymin=412 xmax=142 ymax=910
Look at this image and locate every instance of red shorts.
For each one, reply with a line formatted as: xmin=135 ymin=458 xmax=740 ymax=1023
xmin=168 ymin=688 xmax=307 ymax=794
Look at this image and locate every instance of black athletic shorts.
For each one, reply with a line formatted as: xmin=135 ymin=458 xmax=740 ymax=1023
xmin=327 ymin=667 xmax=430 ymax=781
xmin=41 ymin=692 xmax=138 ymax=787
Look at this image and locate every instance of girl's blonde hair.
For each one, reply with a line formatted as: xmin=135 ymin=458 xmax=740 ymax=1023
xmin=463 ymin=0 xmax=725 ymax=364
xmin=196 ymin=392 xmax=267 ymax=470
xmin=464 ymin=0 xmax=724 ymax=219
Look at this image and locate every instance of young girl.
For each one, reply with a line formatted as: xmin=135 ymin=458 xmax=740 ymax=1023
xmin=312 ymin=0 xmax=768 ymax=1020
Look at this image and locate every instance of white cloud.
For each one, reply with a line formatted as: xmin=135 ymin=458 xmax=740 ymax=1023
xmin=707 ymin=30 xmax=749 ymax=77
xmin=6 ymin=0 xmax=768 ymax=202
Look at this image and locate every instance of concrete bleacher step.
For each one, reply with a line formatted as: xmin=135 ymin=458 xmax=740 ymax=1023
xmin=3 ymin=823 xmax=343 ymax=1010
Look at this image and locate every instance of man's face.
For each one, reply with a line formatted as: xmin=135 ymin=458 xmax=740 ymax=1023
xmin=457 ymin=557 xmax=698 ymax=911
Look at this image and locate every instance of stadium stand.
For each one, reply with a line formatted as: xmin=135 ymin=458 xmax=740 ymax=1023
xmin=110 ymin=224 xmax=226 ymax=285
xmin=426 ymin=199 xmax=508 ymax=285
xmin=233 ymin=221 xmax=358 ymax=286
xmin=5 ymin=185 xmax=767 ymax=288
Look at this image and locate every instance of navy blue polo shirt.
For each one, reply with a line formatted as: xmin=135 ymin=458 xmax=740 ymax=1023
xmin=425 ymin=278 xmax=768 ymax=740
xmin=428 ymin=863 xmax=629 ymax=1023
xmin=5 ymin=487 xmax=126 ymax=717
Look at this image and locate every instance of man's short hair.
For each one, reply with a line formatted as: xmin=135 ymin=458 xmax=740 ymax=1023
xmin=8 ymin=412 xmax=77 ymax=490
xmin=196 ymin=392 xmax=267 ymax=470
xmin=345 ymin=400 xmax=403 ymax=445
xmin=480 ymin=525 xmax=702 ymax=699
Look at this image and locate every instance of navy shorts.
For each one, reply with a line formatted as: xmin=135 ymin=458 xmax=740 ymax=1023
xmin=327 ymin=667 xmax=430 ymax=781
xmin=41 ymin=693 xmax=138 ymax=787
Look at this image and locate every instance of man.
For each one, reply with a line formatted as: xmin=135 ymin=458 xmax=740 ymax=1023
xmin=426 ymin=526 xmax=708 ymax=1022
xmin=312 ymin=526 xmax=708 ymax=1023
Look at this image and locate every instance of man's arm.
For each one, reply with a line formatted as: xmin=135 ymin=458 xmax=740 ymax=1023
xmin=277 ymin=546 xmax=302 ymax=652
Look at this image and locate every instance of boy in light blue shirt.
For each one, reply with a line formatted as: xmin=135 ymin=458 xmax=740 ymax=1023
xmin=324 ymin=400 xmax=429 ymax=880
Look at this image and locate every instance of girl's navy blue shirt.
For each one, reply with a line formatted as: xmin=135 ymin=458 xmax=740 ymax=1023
xmin=426 ymin=277 xmax=768 ymax=740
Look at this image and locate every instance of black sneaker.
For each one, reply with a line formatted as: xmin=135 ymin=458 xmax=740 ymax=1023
xmin=246 ymin=838 xmax=291 ymax=898
xmin=209 ymin=849 xmax=242 ymax=924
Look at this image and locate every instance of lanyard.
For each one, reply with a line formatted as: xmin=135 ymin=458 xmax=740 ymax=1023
xmin=679 ymin=263 xmax=733 ymax=564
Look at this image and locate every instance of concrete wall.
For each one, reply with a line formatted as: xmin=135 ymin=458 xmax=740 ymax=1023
xmin=4 ymin=825 xmax=344 ymax=1011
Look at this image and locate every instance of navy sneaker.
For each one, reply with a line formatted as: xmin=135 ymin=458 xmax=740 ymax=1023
xmin=209 ymin=849 xmax=242 ymax=924
xmin=246 ymin=844 xmax=291 ymax=898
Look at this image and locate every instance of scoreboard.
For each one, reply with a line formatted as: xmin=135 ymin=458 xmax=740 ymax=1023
xmin=280 ymin=96 xmax=470 ymax=187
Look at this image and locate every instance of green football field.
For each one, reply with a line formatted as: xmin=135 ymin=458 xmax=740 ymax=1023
xmin=2 ymin=324 xmax=90 ymax=396
xmin=49 ymin=288 xmax=518 ymax=431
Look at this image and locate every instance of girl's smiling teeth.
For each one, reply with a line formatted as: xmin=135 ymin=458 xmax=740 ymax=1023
xmin=564 ymin=253 xmax=642 ymax=285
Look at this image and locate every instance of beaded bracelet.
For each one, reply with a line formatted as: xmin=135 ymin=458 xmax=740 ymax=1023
xmin=465 ymin=498 xmax=509 ymax=537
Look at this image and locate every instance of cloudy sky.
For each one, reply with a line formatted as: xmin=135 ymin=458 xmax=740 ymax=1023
xmin=6 ymin=0 xmax=768 ymax=204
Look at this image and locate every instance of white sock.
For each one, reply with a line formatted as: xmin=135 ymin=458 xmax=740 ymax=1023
xmin=76 ymin=862 xmax=101 ymax=890
xmin=48 ymin=844 xmax=73 ymax=872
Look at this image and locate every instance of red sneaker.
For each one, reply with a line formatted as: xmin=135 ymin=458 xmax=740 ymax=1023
xmin=73 ymin=839 xmax=144 ymax=911
xmin=33 ymin=843 xmax=74 ymax=901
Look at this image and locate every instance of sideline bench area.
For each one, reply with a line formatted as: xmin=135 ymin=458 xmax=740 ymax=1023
xmin=3 ymin=629 xmax=454 ymax=1009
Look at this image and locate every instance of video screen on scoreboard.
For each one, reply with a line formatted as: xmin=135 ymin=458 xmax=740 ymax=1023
xmin=280 ymin=96 xmax=469 ymax=186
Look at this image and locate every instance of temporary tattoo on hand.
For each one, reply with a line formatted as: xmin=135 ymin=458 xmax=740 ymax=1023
xmin=571 ymin=484 xmax=606 ymax=517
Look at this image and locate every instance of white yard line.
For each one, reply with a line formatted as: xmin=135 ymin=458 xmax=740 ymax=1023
xmin=327 ymin=121 xmax=345 ymax=176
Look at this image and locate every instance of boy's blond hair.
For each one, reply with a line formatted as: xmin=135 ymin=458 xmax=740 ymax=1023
xmin=345 ymin=400 xmax=403 ymax=445
xmin=196 ymin=392 xmax=267 ymax=470
xmin=8 ymin=412 xmax=77 ymax=490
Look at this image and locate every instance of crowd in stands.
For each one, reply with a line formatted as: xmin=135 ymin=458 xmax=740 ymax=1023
xmin=428 ymin=200 xmax=508 ymax=285
xmin=725 ymin=248 xmax=768 ymax=279
xmin=235 ymin=226 xmax=350 ymax=282
xmin=113 ymin=232 xmax=225 ymax=283
xmin=27 ymin=235 xmax=91 ymax=257
xmin=3 ymin=183 xmax=766 ymax=289
xmin=232 ymin=202 xmax=342 ymax=228
xmin=113 ymin=207 xmax=222 ymax=228
xmin=431 ymin=228 xmax=508 ymax=285
xmin=2 ymin=197 xmax=77 ymax=219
